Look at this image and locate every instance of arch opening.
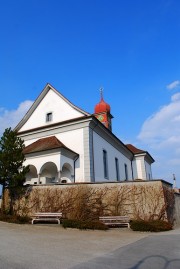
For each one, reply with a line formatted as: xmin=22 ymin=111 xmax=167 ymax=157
xmin=40 ymin=162 xmax=58 ymax=184
xmin=61 ymin=163 xmax=73 ymax=183
xmin=24 ymin=165 xmax=38 ymax=185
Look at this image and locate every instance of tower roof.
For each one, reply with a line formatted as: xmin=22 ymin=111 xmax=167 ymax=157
xmin=94 ymin=88 xmax=111 ymax=114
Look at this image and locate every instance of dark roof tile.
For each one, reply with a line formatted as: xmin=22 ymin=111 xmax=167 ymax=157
xmin=23 ymin=136 xmax=67 ymax=154
xmin=126 ymin=144 xmax=145 ymax=154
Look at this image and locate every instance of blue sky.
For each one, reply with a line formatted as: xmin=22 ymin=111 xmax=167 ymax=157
xmin=0 ymin=0 xmax=180 ymax=187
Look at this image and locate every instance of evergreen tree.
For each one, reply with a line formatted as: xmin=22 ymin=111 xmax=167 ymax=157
xmin=0 ymin=128 xmax=29 ymax=214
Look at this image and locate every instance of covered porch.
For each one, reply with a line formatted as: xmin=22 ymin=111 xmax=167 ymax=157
xmin=23 ymin=136 xmax=78 ymax=185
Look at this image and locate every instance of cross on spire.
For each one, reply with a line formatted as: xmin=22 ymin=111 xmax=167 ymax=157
xmin=100 ymin=87 xmax=104 ymax=101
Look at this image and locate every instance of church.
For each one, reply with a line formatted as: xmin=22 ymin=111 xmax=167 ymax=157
xmin=14 ymin=83 xmax=154 ymax=185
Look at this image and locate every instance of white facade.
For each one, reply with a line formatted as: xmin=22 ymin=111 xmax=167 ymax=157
xmin=131 ymin=155 xmax=153 ymax=180
xmin=92 ymin=131 xmax=132 ymax=181
xmin=15 ymin=83 xmax=154 ymax=185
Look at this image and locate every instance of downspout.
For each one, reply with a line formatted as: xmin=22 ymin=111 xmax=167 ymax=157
xmin=73 ymin=155 xmax=79 ymax=183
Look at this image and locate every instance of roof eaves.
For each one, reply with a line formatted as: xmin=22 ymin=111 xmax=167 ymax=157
xmin=134 ymin=152 xmax=155 ymax=163
xmin=14 ymin=83 xmax=51 ymax=132
xmin=24 ymin=145 xmax=79 ymax=157
xmin=91 ymin=116 xmax=134 ymax=159
xmin=14 ymin=83 xmax=90 ymax=132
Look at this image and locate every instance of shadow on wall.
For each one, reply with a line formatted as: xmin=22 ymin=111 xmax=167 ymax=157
xmin=130 ymin=255 xmax=180 ymax=269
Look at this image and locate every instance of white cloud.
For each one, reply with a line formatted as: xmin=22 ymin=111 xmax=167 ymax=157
xmin=137 ymin=93 xmax=180 ymax=185
xmin=138 ymin=93 xmax=180 ymax=143
xmin=0 ymin=100 xmax=33 ymax=135
xmin=171 ymin=92 xmax=180 ymax=102
xmin=166 ymin=80 xmax=180 ymax=90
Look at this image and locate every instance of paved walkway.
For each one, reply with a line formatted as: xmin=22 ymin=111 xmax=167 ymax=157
xmin=0 ymin=221 xmax=180 ymax=269
xmin=72 ymin=228 xmax=180 ymax=269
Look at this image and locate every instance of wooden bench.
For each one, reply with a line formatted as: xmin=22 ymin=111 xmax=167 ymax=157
xmin=99 ymin=216 xmax=130 ymax=228
xmin=31 ymin=212 xmax=62 ymax=224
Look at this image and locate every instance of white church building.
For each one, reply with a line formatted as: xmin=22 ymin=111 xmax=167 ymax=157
xmin=14 ymin=83 xmax=154 ymax=185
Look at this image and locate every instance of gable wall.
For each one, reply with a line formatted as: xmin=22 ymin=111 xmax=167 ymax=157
xmin=19 ymin=89 xmax=84 ymax=132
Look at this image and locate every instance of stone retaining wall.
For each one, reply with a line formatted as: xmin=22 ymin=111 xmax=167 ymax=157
xmin=174 ymin=193 xmax=180 ymax=225
xmin=7 ymin=180 xmax=175 ymax=223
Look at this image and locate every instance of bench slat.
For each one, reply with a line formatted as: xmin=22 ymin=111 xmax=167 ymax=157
xmin=31 ymin=212 xmax=62 ymax=225
xmin=33 ymin=213 xmax=62 ymax=216
xmin=99 ymin=216 xmax=130 ymax=228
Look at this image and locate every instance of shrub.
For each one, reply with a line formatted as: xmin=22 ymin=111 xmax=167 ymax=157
xmin=130 ymin=220 xmax=173 ymax=232
xmin=62 ymin=219 xmax=108 ymax=230
xmin=16 ymin=215 xmax=31 ymax=224
xmin=0 ymin=213 xmax=30 ymax=224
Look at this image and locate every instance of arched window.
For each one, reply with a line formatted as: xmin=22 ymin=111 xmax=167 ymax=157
xmin=103 ymin=149 xmax=108 ymax=179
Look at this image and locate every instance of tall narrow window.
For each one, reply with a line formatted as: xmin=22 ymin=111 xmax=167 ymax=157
xmin=46 ymin=112 xmax=52 ymax=122
xmin=115 ymin=158 xmax=120 ymax=181
xmin=124 ymin=163 xmax=128 ymax=181
xmin=103 ymin=150 xmax=108 ymax=179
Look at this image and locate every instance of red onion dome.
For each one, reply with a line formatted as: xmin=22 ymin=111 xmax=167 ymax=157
xmin=94 ymin=98 xmax=111 ymax=114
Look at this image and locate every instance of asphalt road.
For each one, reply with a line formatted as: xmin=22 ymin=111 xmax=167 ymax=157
xmin=0 ymin=221 xmax=180 ymax=269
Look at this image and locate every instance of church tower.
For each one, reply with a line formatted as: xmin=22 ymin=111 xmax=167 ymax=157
xmin=94 ymin=89 xmax=113 ymax=131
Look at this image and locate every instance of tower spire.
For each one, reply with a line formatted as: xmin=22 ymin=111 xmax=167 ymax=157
xmin=100 ymin=87 xmax=104 ymax=101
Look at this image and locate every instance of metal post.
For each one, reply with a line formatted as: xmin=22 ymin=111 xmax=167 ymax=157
xmin=173 ymin=173 xmax=176 ymax=188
